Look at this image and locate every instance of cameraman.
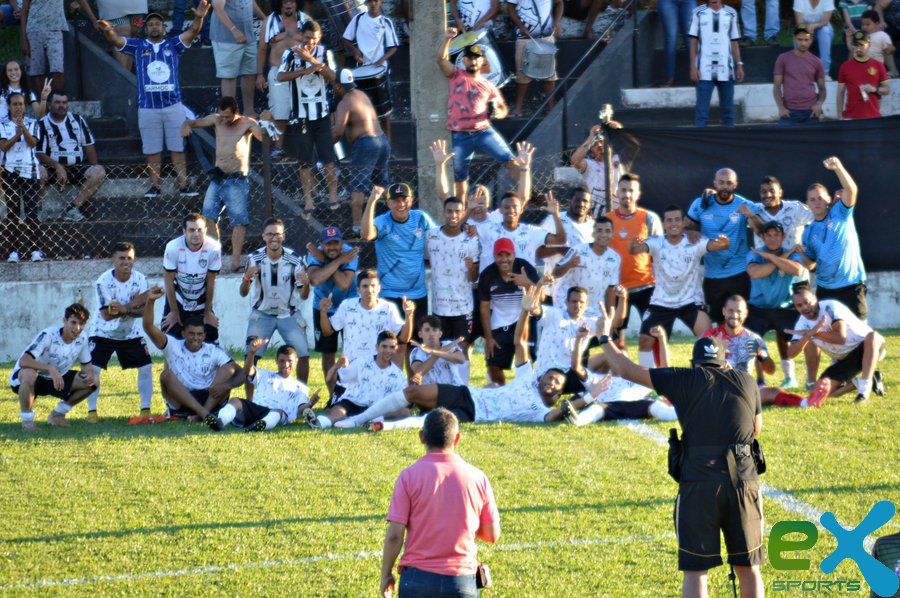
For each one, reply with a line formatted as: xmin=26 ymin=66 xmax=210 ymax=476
xmin=381 ymin=408 xmax=500 ymax=597
xmin=594 ymin=305 xmax=765 ymax=598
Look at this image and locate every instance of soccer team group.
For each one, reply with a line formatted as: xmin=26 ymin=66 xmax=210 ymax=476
xmin=8 ymin=146 xmax=886 ymax=432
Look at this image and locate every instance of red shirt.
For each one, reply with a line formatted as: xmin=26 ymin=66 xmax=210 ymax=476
xmin=838 ymin=57 xmax=888 ymax=119
xmin=446 ymin=68 xmax=502 ymax=132
xmin=387 ymin=451 xmax=499 ymax=576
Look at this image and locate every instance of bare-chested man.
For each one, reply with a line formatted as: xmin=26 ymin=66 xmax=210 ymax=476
xmin=182 ymin=96 xmax=268 ymax=272
xmin=256 ymin=0 xmax=309 ymax=157
xmin=333 ymin=69 xmax=391 ymax=237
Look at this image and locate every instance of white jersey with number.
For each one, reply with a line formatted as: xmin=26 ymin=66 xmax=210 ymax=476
xmin=554 ymin=243 xmax=621 ymax=315
xmin=645 ymin=235 xmax=709 ymax=308
xmin=338 ymin=356 xmax=407 ymax=407
xmin=250 ymin=368 xmax=309 ymax=422
xmin=470 ymin=363 xmax=551 ymax=423
xmin=752 ymin=200 xmax=814 ymax=248
xmin=10 ymin=326 xmax=92 ymax=384
xmin=329 ymin=298 xmax=404 ymax=361
xmin=477 ymin=222 xmax=547 ymax=272
xmin=791 ymin=299 xmax=872 ymax=360
xmin=162 ymin=336 xmax=233 ymax=391
xmin=535 ymin=306 xmax=597 ymax=374
xmin=425 ymin=227 xmax=480 ymax=317
xmin=91 ymin=268 xmax=150 ymax=340
xmin=689 ymin=4 xmax=742 ymax=81
xmin=162 ymin=235 xmax=223 ymax=312
xmin=410 ymin=341 xmax=465 ymax=386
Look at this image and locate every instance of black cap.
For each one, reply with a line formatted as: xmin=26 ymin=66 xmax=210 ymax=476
xmin=762 ymin=220 xmax=785 ymax=234
xmin=851 ymin=30 xmax=870 ymax=45
xmin=463 ymin=44 xmax=485 ymax=58
xmin=692 ymin=337 xmax=727 ymax=367
xmin=388 ymin=182 xmax=413 ymax=198
xmin=145 ymin=12 xmax=165 ymax=22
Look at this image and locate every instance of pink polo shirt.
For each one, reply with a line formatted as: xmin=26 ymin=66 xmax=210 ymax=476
xmin=446 ymin=68 xmax=502 ymax=133
xmin=387 ymin=451 xmax=499 ymax=576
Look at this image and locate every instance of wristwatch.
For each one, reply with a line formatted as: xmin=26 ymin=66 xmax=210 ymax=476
xmin=598 ymin=335 xmax=610 ymax=346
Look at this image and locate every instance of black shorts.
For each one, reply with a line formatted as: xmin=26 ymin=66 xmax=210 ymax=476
xmin=297 ymin=117 xmax=336 ymax=167
xmin=470 ymin=290 xmax=484 ymax=341
xmin=384 ymin=295 xmax=428 ymax=341
xmin=703 ymin=273 xmax=751 ymax=324
xmin=674 ymin=480 xmax=764 ymax=571
xmin=90 ymin=336 xmax=152 ymax=369
xmin=313 ymin=307 xmax=340 ymax=354
xmin=330 ymin=398 xmax=367 ymax=416
xmin=486 ymin=325 xmax=516 ymax=370
xmin=439 ymin=314 xmax=473 ymax=344
xmin=436 ymin=384 xmax=476 ymax=423
xmin=820 ymin=343 xmax=866 ymax=383
xmin=745 ymin=306 xmax=797 ymax=343
xmin=161 ymin=303 xmax=219 ymax=342
xmin=600 ymin=399 xmax=654 ymax=420
xmin=621 ymin=285 xmax=655 ymax=330
xmin=11 ymin=369 xmax=79 ymax=400
xmin=816 ymin=282 xmax=868 ymax=320
xmin=49 ymin=163 xmax=92 ymax=186
xmin=165 ymin=388 xmax=211 ymax=418
xmin=231 ymin=398 xmax=282 ymax=429
xmin=640 ymin=303 xmax=708 ymax=337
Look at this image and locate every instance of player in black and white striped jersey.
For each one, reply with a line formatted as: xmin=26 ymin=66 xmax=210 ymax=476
xmin=36 ymin=91 xmax=106 ymax=223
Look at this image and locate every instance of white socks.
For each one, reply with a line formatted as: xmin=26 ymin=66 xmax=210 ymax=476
xmin=648 ymin=401 xmax=677 ymax=421
xmin=138 ymin=364 xmax=153 ymax=410
xmin=218 ymin=403 xmax=238 ymax=426
xmin=20 ymin=411 xmax=35 ymax=423
xmin=578 ymin=404 xmax=606 ymax=426
xmin=54 ymin=402 xmax=72 ymax=415
xmin=87 ymin=365 xmax=103 ymax=411
xmin=380 ymin=416 xmax=426 ymax=431
xmin=781 ymin=360 xmax=795 ymax=380
xmin=638 ymin=351 xmax=655 ymax=368
xmin=261 ymin=411 xmax=282 ymax=430
xmin=854 ymin=377 xmax=871 ymax=398
xmin=345 ymin=390 xmax=410 ymax=427
xmin=316 ymin=414 xmax=333 ymax=429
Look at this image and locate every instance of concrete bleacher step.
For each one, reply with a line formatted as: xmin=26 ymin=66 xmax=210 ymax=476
xmin=86 ymin=116 xmax=128 ymax=137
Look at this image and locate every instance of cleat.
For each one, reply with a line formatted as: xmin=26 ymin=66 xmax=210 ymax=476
xmin=370 ymin=421 xmax=384 ymax=432
xmin=873 ymin=371 xmax=885 ymax=397
xmin=140 ymin=408 xmax=151 ymax=417
xmin=780 ymin=377 xmax=798 ymax=389
xmin=86 ymin=411 xmax=99 ymax=424
xmin=22 ymin=420 xmax=37 ymax=431
xmin=561 ymin=399 xmax=578 ymax=425
xmin=854 ymin=393 xmax=869 ymax=405
xmin=250 ymin=419 xmax=267 ymax=432
xmin=205 ymin=413 xmax=225 ymax=431
xmin=806 ymin=379 xmax=831 ymax=408
xmin=302 ymin=407 xmax=319 ymax=429
xmin=47 ymin=411 xmax=71 ymax=427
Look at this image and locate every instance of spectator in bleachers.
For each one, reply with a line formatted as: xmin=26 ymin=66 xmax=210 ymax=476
xmin=277 ymin=20 xmax=340 ymax=216
xmin=1 ymin=59 xmax=48 ymax=120
xmin=36 ymin=91 xmax=106 ymax=222
xmin=507 ymin=0 xmax=562 ymax=116
xmin=793 ymin=0 xmax=836 ymax=77
xmin=689 ymin=0 xmax=744 ymax=127
xmin=741 ymin=0 xmax=780 ymax=46
xmin=858 ymin=10 xmax=898 ymax=76
xmin=877 ymin=0 xmax=900 ymax=46
xmin=840 ymin=0 xmax=872 ymax=35
xmin=342 ymin=0 xmax=399 ymax=142
xmin=72 ymin=0 xmax=146 ymax=71
xmin=837 ymin=30 xmax=890 ymax=119
xmin=1 ymin=91 xmax=44 ymax=262
xmin=658 ymin=0 xmax=694 ymax=86
xmin=20 ymin=0 xmax=88 ymax=92
xmin=570 ymin=124 xmax=623 ymax=216
xmin=1 ymin=0 xmax=21 ymax=27
xmin=172 ymin=0 xmax=210 ymax=44
xmin=257 ymin=0 xmax=310 ymax=158
xmin=563 ymin=0 xmax=608 ymax=40
xmin=773 ymin=26 xmax=827 ymax=124
xmin=450 ymin=0 xmax=499 ymax=32
xmin=99 ymin=7 xmax=210 ymax=199
xmin=211 ymin=0 xmax=266 ymax=118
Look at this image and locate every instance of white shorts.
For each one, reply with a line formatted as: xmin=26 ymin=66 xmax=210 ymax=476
xmin=138 ymin=103 xmax=186 ymax=154
xmin=267 ymin=68 xmax=291 ymax=121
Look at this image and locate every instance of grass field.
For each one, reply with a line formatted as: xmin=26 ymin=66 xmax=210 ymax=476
xmin=1 ymin=333 xmax=898 ymax=596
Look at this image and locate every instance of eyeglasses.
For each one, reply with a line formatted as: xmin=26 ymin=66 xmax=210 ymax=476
xmin=264 ymin=232 xmax=285 ymax=238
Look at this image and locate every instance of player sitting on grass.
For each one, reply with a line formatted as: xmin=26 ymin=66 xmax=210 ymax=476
xmin=409 ymin=315 xmax=466 ymax=386
xmin=11 ymin=303 xmax=97 ymax=430
xmin=143 ymin=288 xmax=245 ymax=422
xmin=304 ymin=330 xmax=409 ymax=429
xmin=207 ymin=338 xmax=321 ymax=432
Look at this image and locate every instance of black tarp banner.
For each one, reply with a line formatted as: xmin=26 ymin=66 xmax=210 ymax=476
xmin=607 ymin=116 xmax=899 ymax=271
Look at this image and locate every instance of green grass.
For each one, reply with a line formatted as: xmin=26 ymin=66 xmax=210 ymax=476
xmin=1 ymin=333 xmax=899 ymax=596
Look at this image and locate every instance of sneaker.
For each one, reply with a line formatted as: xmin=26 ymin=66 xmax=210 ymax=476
xmin=370 ymin=421 xmax=384 ymax=432
xmin=7 ymin=251 xmax=19 ymax=263
xmin=806 ymin=380 xmax=817 ymax=391
xmin=781 ymin=377 xmax=798 ymax=389
xmin=561 ymin=399 xmax=579 ymax=425
xmin=200 ymin=37 xmax=213 ymax=48
xmin=806 ymin=378 xmax=831 ymax=408
xmin=22 ymin=420 xmax=37 ymax=431
xmin=87 ymin=410 xmax=99 ymax=424
xmin=179 ymin=186 xmax=200 ymax=198
xmin=204 ymin=413 xmax=225 ymax=431
xmin=62 ymin=206 xmax=86 ymax=222
xmin=270 ymin=147 xmax=285 ymax=160
xmin=144 ymin=186 xmax=161 ymax=198
xmin=739 ymin=36 xmax=755 ymax=46
xmin=766 ymin=36 xmax=780 ymax=47
xmin=140 ymin=408 xmax=151 ymax=417
xmin=302 ymin=407 xmax=320 ymax=429
xmin=47 ymin=411 xmax=71 ymax=427
xmin=30 ymin=250 xmax=44 ymax=262
xmin=873 ymin=370 xmax=885 ymax=396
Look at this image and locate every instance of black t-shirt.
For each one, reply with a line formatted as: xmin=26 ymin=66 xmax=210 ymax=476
xmin=477 ymin=258 xmax=539 ymax=329
xmin=650 ymin=366 xmax=761 ymax=481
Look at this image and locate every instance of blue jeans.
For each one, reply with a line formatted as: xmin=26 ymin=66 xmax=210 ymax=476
xmin=658 ymin=0 xmax=693 ymax=80
xmin=399 ymin=567 xmax=478 ymax=598
xmin=451 ymin=127 xmax=515 ymax=183
xmin=809 ymin=23 xmax=834 ymax=75
xmin=172 ymin=0 xmax=210 ymax=38
xmin=741 ymin=0 xmax=780 ymax=40
xmin=349 ymin=134 xmax=391 ymax=193
xmin=202 ymin=175 xmax=250 ymax=225
xmin=245 ymin=310 xmax=310 ymax=357
xmin=695 ymin=79 xmax=735 ymax=127
xmin=778 ymin=109 xmax=819 ymax=124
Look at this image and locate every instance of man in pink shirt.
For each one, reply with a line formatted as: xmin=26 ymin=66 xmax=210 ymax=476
xmin=773 ymin=26 xmax=827 ymax=124
xmin=381 ymin=408 xmax=500 ymax=596
xmin=437 ymin=27 xmax=518 ymax=202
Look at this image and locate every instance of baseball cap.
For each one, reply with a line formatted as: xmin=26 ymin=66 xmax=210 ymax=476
xmin=388 ymin=183 xmax=413 ymax=199
xmin=145 ymin=12 xmax=165 ymax=22
xmin=339 ymin=69 xmax=357 ymax=89
xmin=691 ymin=337 xmax=727 ymax=367
xmin=493 ymin=238 xmax=515 ymax=255
xmin=463 ymin=44 xmax=485 ymax=58
xmin=762 ymin=221 xmax=785 ymax=234
xmin=851 ymin=30 xmax=870 ymax=45
xmin=321 ymin=226 xmax=343 ymax=243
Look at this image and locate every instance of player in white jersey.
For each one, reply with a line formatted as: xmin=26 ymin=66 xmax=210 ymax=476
xmin=208 ymin=337 xmax=320 ymax=431
xmin=552 ymin=216 xmax=622 ymax=314
xmin=629 ymin=205 xmax=730 ymax=367
xmin=745 ymin=176 xmax=814 ymax=248
xmin=476 ymin=190 xmax=565 ymax=272
xmin=533 ymin=286 xmax=598 ymax=380
xmin=86 ymin=242 xmax=152 ymax=422
xmin=409 ymin=316 xmax=466 ymax=386
xmin=11 ymin=304 xmax=97 ymax=430
xmin=162 ymin=213 xmax=223 ymax=341
xmin=143 ymin=288 xmax=244 ymax=421
xmin=541 ymin=186 xmax=595 ymax=302
xmin=319 ymin=268 xmax=413 ymax=366
xmin=305 ymin=331 xmax=408 ymax=429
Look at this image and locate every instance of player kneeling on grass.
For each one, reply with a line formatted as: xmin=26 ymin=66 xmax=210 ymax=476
xmin=207 ymin=338 xmax=321 ymax=431
xmin=11 ymin=303 xmax=97 ymax=430
xmin=143 ymin=288 xmax=245 ymax=422
xmin=304 ymin=330 xmax=408 ymax=429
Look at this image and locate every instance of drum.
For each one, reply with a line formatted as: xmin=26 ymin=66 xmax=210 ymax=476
xmin=521 ymin=38 xmax=558 ymax=81
xmin=352 ymin=64 xmax=392 ymax=118
xmin=321 ymin=0 xmax=364 ymax=51
xmin=452 ymin=32 xmax=511 ymax=88
xmin=449 ymin=30 xmax=486 ymax=59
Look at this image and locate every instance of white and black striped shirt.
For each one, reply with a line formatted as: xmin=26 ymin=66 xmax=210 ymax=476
xmin=278 ymin=44 xmax=333 ymax=121
xmin=0 ymin=116 xmax=41 ymax=179
xmin=38 ymin=112 xmax=95 ymax=166
xmin=263 ymin=11 xmax=310 ymax=43
xmin=247 ymin=246 xmax=306 ymax=318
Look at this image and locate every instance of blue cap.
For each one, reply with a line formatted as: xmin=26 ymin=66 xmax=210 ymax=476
xmin=321 ymin=226 xmax=343 ymax=243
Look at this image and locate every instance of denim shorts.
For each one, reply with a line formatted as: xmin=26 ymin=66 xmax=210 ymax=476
xmin=203 ymin=175 xmax=250 ymax=226
xmin=452 ymin=128 xmax=514 ymax=182
xmin=399 ymin=567 xmax=478 ymax=598
xmin=349 ymin=134 xmax=391 ymax=193
xmin=246 ymin=309 xmax=310 ymax=357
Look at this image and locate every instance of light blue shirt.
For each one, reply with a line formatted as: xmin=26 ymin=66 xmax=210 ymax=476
xmin=307 ymin=243 xmax=359 ymax=313
xmin=374 ymin=210 xmax=436 ymax=299
xmin=801 ymin=201 xmax=865 ymax=289
xmin=687 ymin=193 xmax=754 ymax=279
xmin=747 ymin=250 xmax=806 ymax=309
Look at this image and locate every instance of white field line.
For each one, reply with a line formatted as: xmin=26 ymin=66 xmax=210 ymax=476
xmin=1 ymin=533 xmax=675 ymax=590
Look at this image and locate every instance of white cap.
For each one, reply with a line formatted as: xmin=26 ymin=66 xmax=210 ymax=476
xmin=339 ymin=69 xmax=356 ymax=89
